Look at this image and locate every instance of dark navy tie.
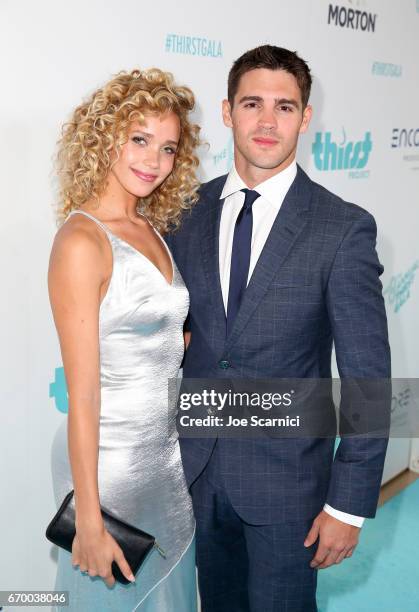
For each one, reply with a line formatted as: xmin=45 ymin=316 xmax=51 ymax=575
xmin=226 ymin=189 xmax=260 ymax=336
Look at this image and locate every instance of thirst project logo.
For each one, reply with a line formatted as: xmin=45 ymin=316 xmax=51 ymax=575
xmin=312 ymin=129 xmax=372 ymax=178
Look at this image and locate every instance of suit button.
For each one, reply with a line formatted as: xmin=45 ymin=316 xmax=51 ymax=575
xmin=219 ymin=359 xmax=230 ymax=369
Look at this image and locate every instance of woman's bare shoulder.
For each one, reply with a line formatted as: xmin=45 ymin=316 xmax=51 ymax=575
xmin=51 ymin=214 xmax=108 ymax=260
xmin=49 ymin=213 xmax=110 ymax=280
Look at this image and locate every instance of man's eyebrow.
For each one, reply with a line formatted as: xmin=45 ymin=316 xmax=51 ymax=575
xmin=238 ymin=95 xmax=263 ymax=104
xmin=237 ymin=95 xmax=300 ymax=108
xmin=275 ymin=97 xmax=300 ymax=108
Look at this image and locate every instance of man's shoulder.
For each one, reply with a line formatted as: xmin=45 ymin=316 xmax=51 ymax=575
xmin=306 ymin=170 xmax=375 ymax=226
xmin=181 ymin=173 xmax=227 ymax=220
xmin=198 ymin=173 xmax=228 ymax=199
xmin=169 ymin=173 xmax=228 ymax=240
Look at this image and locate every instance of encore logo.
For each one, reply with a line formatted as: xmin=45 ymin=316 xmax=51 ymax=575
xmin=391 ymin=128 xmax=419 ymax=148
xmin=391 ymin=128 xmax=419 ymax=168
xmin=328 ymin=3 xmax=377 ymax=32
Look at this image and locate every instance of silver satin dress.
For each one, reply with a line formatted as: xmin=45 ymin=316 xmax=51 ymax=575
xmin=51 ymin=210 xmax=197 ymax=612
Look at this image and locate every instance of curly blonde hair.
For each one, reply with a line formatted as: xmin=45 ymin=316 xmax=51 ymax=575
xmin=55 ymin=68 xmax=200 ymax=233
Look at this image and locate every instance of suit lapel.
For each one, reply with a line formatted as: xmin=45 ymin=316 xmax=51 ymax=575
xmin=224 ymin=166 xmax=314 ymax=352
xmin=200 ymin=177 xmax=228 ymax=339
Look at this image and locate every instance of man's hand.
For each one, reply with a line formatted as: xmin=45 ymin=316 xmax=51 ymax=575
xmin=304 ymin=510 xmax=360 ymax=569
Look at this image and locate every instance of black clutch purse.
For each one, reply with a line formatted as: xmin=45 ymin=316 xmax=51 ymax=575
xmin=46 ymin=490 xmax=166 ymax=584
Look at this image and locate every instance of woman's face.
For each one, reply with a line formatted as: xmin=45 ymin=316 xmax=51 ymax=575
xmin=110 ymin=111 xmax=181 ymax=199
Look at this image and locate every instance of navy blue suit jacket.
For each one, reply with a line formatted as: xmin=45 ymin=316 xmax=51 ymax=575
xmin=167 ymin=165 xmax=391 ymax=524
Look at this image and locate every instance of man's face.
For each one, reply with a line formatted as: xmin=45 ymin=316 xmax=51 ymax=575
xmin=222 ymin=68 xmax=312 ymax=180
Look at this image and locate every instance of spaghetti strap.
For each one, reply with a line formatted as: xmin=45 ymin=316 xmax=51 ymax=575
xmin=66 ymin=209 xmax=111 ymax=234
xmin=67 ymin=209 xmax=175 ymax=286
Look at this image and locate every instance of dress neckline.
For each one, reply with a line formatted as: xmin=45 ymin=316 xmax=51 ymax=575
xmin=68 ymin=209 xmax=175 ymax=287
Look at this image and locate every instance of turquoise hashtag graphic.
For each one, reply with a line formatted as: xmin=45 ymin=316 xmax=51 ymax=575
xmin=49 ymin=366 xmax=69 ymax=414
xmin=165 ymin=34 xmax=172 ymax=52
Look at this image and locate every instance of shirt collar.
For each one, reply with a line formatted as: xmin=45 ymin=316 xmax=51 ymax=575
xmin=220 ymin=160 xmax=297 ymax=210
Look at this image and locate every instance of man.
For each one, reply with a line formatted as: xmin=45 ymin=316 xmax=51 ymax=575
xmin=167 ymin=45 xmax=390 ymax=611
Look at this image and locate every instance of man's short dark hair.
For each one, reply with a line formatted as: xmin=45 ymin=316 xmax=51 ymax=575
xmin=228 ymin=45 xmax=312 ymax=109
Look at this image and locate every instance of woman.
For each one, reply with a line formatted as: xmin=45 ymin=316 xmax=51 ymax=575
xmin=48 ymin=68 xmax=200 ymax=611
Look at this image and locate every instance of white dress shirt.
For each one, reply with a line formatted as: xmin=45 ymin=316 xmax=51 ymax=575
xmin=218 ymin=161 xmax=364 ymax=528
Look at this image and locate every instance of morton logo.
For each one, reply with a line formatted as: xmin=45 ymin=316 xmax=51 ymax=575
xmin=165 ymin=34 xmax=222 ymax=57
xmin=312 ymin=129 xmax=372 ymax=178
xmin=328 ymin=2 xmax=377 ymax=32
xmin=384 ymin=260 xmax=419 ymax=313
xmin=50 ymin=366 xmax=68 ymax=414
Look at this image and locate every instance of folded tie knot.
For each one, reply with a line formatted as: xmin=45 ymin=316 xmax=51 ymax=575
xmin=240 ymin=189 xmax=260 ymax=210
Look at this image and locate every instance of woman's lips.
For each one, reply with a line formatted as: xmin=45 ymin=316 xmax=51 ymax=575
xmin=131 ymin=168 xmax=158 ymax=182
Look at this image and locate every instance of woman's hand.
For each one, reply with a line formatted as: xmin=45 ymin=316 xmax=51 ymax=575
xmin=72 ymin=524 xmax=135 ymax=587
xmin=184 ymin=331 xmax=191 ymax=350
